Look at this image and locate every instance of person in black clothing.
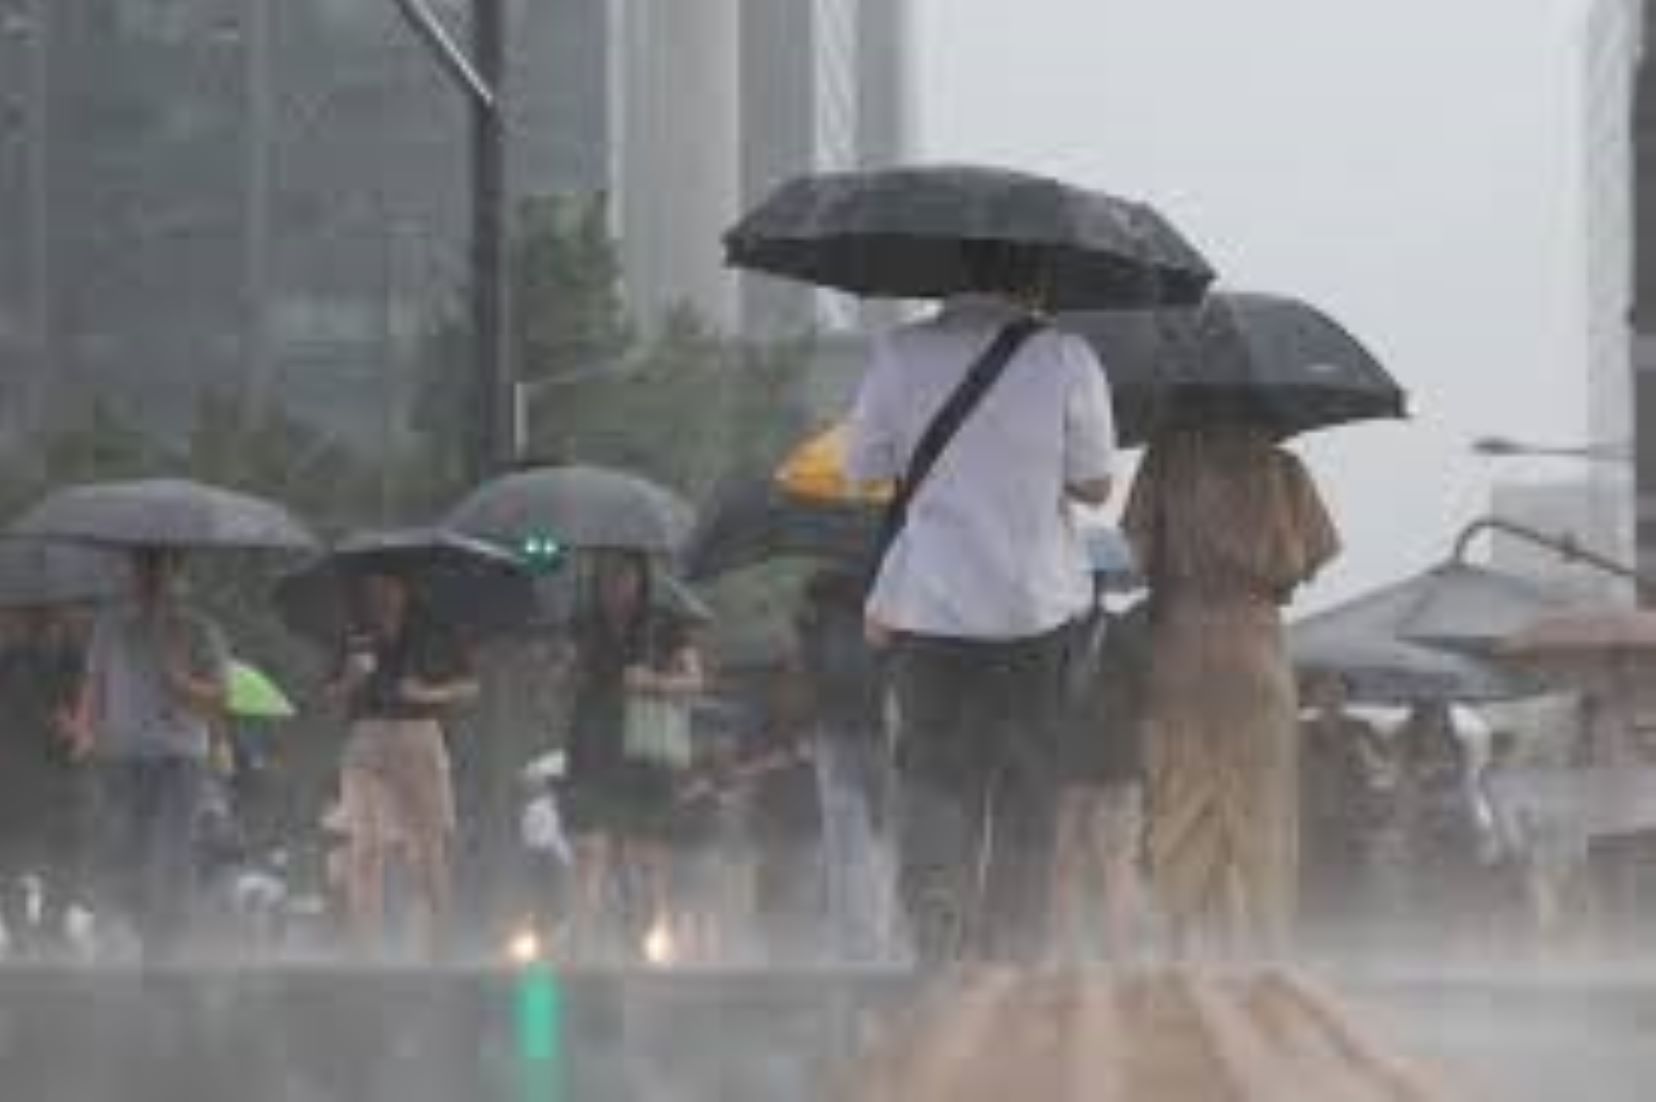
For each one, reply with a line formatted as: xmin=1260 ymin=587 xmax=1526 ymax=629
xmin=0 ymin=606 xmax=91 ymax=957
xmin=330 ymin=571 xmax=477 ymax=956
xmin=1051 ymin=597 xmax=1151 ymax=962
xmin=564 ymin=551 xmax=703 ymax=961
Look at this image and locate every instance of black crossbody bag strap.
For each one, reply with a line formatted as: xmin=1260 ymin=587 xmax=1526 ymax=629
xmin=872 ymin=317 xmax=1044 ymax=571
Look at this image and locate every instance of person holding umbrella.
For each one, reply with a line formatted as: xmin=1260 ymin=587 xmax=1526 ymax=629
xmin=79 ymin=547 xmax=230 ymax=959
xmin=1123 ymin=425 xmax=1341 ymax=957
xmin=846 ymin=242 xmax=1119 ymax=964
xmin=275 ymin=528 xmax=532 ymax=955
xmin=563 ymin=550 xmax=705 ymax=963
xmin=7 ymin=479 xmax=320 ymax=960
xmin=731 ymin=162 xmax=1212 ymax=964
xmin=327 ymin=569 xmax=478 ymax=957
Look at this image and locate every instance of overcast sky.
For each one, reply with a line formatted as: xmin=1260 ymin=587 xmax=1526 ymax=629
xmin=914 ymin=0 xmax=1592 ymax=607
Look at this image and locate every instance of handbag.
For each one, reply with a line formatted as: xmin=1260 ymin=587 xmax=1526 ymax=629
xmin=623 ymin=691 xmax=693 ymax=770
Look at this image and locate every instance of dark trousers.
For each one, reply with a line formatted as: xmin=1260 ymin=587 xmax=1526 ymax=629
xmin=97 ymin=758 xmax=203 ymax=959
xmin=891 ymin=627 xmax=1069 ymax=965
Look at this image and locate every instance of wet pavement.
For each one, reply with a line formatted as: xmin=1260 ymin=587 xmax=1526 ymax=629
xmin=0 ymin=965 xmax=1650 ymax=1100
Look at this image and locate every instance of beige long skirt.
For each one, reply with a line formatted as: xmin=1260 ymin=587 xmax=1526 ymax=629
xmin=1144 ymin=594 xmax=1299 ymax=956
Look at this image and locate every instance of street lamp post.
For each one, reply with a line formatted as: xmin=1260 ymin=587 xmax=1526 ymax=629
xmin=389 ymin=0 xmax=511 ymax=484
xmin=1451 ymin=515 xmax=1653 ymax=600
xmin=1470 ymin=435 xmax=1633 ymax=464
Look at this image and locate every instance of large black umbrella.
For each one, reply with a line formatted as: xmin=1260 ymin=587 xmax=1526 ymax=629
xmin=9 ymin=478 xmax=319 ymax=552
xmin=725 ymin=164 xmax=1215 ymax=309
xmin=273 ymin=528 xmax=536 ymax=643
xmin=1061 ymin=292 xmax=1406 ymax=446
xmin=445 ymin=465 xmax=694 ymax=556
xmin=0 ymin=540 xmax=127 ymax=608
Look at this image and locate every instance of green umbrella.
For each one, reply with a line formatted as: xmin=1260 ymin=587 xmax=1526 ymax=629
xmin=228 ymin=659 xmax=296 ymax=720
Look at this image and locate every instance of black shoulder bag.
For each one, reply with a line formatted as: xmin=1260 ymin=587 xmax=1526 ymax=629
xmin=869 ymin=317 xmax=1044 ymax=579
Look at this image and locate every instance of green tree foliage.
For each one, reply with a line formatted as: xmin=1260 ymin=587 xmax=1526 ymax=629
xmin=411 ymin=193 xmax=633 ymax=499
xmin=532 ymin=303 xmax=810 ymax=502
xmin=414 ymin=192 xmax=812 ymax=504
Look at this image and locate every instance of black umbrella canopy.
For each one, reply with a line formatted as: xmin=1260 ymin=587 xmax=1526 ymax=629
xmin=273 ymin=528 xmax=536 ymax=644
xmin=0 ymin=540 xmax=128 ymax=609
xmin=725 ymin=164 xmax=1215 ymax=310
xmin=9 ymin=478 xmax=319 ymax=552
xmin=1061 ymin=292 xmax=1406 ymax=446
xmin=445 ymin=465 xmax=695 ymax=556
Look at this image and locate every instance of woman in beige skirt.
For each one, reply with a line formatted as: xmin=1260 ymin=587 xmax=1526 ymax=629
xmin=331 ymin=571 xmax=477 ymax=956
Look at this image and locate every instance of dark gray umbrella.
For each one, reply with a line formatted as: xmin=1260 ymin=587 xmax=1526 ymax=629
xmin=1291 ymin=564 xmax=1549 ymax=704
xmin=445 ymin=465 xmax=694 ymax=556
xmin=1060 ymin=292 xmax=1407 ymax=446
xmin=8 ymin=478 xmax=319 ymax=552
xmin=0 ymin=540 xmax=127 ymax=608
xmin=725 ymin=164 xmax=1215 ymax=309
xmin=684 ymin=480 xmax=879 ymax=581
xmin=273 ymin=528 xmax=537 ymax=644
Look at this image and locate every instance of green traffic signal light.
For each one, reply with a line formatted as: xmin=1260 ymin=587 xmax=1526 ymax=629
xmin=520 ymin=534 xmax=564 ymax=573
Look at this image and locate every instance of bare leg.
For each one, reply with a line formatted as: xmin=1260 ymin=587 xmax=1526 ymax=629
xmin=628 ymin=838 xmax=674 ymax=963
xmin=572 ymin=834 xmax=612 ymax=961
xmin=345 ymin=833 xmax=386 ymax=952
xmin=341 ymin=767 xmax=388 ymax=953
xmin=408 ymin=829 xmax=453 ymax=960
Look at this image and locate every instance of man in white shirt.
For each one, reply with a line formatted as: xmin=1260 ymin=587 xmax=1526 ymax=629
xmin=846 ymin=242 xmax=1117 ymax=963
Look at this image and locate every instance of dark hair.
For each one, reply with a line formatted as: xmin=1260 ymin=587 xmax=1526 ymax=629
xmin=1401 ymin=703 xmax=1464 ymax=774
xmin=582 ymin=550 xmax=654 ymax=663
xmin=959 ymin=240 xmax=1047 ymax=300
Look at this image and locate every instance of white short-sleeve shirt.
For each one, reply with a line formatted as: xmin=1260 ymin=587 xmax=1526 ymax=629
xmin=846 ymin=295 xmax=1117 ymax=640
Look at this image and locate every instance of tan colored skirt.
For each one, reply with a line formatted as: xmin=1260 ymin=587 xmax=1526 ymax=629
xmin=341 ymin=718 xmax=456 ymax=850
